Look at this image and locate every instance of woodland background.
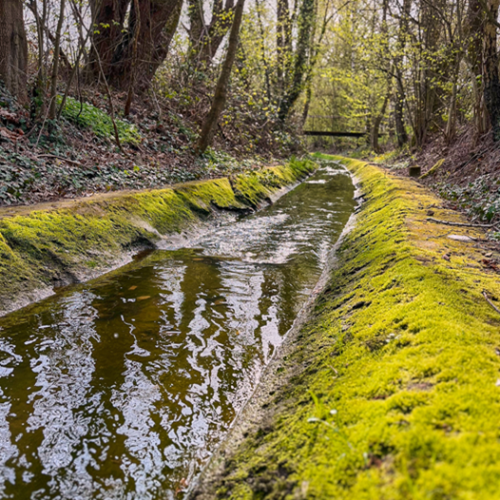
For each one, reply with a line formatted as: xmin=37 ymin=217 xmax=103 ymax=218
xmin=1 ymin=0 xmax=500 ymax=225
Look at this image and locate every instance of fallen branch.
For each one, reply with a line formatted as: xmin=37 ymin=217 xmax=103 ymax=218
xmin=483 ymin=291 xmax=500 ymax=316
xmin=420 ymin=159 xmax=445 ymax=179
xmin=427 ymin=217 xmax=495 ymax=229
xmin=37 ymin=154 xmax=83 ymax=167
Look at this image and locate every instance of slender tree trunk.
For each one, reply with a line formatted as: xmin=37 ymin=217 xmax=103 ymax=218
xmin=277 ymin=0 xmax=292 ymax=92
xmin=483 ymin=0 xmax=500 ymax=139
xmin=196 ymin=0 xmax=245 ymax=155
xmin=48 ymin=0 xmax=66 ymax=120
xmin=188 ymin=0 xmax=205 ymax=49
xmin=372 ymin=89 xmax=390 ymax=153
xmin=256 ymin=0 xmax=272 ymax=103
xmin=301 ymin=82 xmax=312 ymax=129
xmin=466 ymin=0 xmax=486 ymax=134
xmin=0 ymin=0 xmax=28 ymax=103
xmin=393 ymin=0 xmax=411 ymax=147
xmin=278 ymin=0 xmax=316 ymax=122
xmin=28 ymin=0 xmax=47 ymax=115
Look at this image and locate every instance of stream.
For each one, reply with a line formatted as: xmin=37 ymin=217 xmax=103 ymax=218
xmin=0 ymin=160 xmax=355 ymax=499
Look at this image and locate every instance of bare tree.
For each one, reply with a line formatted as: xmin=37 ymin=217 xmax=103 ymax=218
xmin=48 ymin=0 xmax=66 ymax=119
xmin=196 ymin=0 xmax=245 ymax=154
xmin=188 ymin=0 xmax=235 ymax=66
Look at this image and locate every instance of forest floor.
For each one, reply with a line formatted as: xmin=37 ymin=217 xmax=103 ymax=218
xmin=373 ymin=126 xmax=500 ymax=229
xmin=362 ymin=127 xmax=500 ymax=272
xmin=0 ymin=82 xmax=299 ymax=207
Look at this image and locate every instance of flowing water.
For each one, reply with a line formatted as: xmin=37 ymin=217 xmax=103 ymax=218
xmin=0 ymin=161 xmax=355 ymax=499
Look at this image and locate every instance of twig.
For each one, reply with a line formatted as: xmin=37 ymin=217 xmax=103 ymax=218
xmin=483 ymin=291 xmax=500 ymax=316
xmin=37 ymin=154 xmax=83 ymax=166
xmin=426 ymin=217 xmax=495 ymax=229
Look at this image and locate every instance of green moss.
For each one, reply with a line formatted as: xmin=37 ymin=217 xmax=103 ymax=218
xmin=232 ymin=158 xmax=316 ymax=207
xmin=174 ymin=178 xmax=248 ymax=214
xmin=208 ymin=155 xmax=500 ymax=499
xmin=57 ymin=96 xmax=141 ymax=144
xmin=0 ymin=158 xmax=316 ymax=314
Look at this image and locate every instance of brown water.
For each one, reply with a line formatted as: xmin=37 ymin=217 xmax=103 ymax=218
xmin=0 ymin=160 xmax=355 ymax=499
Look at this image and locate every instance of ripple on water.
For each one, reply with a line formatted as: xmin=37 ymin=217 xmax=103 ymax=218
xmin=0 ymin=162 xmax=355 ymax=499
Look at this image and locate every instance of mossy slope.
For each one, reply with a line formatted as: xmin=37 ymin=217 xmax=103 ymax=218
xmin=199 ymin=156 xmax=500 ymax=500
xmin=0 ymin=158 xmax=315 ymax=315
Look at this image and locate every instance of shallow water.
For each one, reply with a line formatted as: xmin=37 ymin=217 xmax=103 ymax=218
xmin=0 ymin=161 xmax=355 ymax=499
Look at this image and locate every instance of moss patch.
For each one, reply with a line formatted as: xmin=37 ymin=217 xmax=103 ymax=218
xmin=0 ymin=159 xmax=315 ymax=315
xmin=58 ymin=96 xmax=142 ymax=145
xmin=201 ymin=155 xmax=500 ymax=500
xmin=231 ymin=157 xmax=316 ymax=207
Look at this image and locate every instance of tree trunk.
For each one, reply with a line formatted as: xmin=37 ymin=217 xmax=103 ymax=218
xmin=88 ymin=0 xmax=130 ymax=80
xmin=278 ymin=0 xmax=316 ymax=122
xmin=48 ymin=0 xmax=66 ymax=120
xmin=0 ymin=0 xmax=28 ymax=103
xmin=277 ymin=0 xmax=292 ymax=92
xmin=483 ymin=0 xmax=500 ymax=139
xmin=372 ymin=91 xmax=390 ymax=153
xmin=89 ymin=0 xmax=182 ymax=90
xmin=111 ymin=0 xmax=182 ymax=89
xmin=189 ymin=0 xmax=235 ymax=66
xmin=393 ymin=0 xmax=411 ymax=147
xmin=196 ymin=0 xmax=245 ymax=155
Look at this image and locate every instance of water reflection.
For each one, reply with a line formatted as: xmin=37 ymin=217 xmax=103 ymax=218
xmin=0 ymin=161 xmax=355 ymax=499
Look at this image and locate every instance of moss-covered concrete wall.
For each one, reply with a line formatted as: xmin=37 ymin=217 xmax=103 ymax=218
xmin=194 ymin=155 xmax=500 ymax=499
xmin=0 ymin=159 xmax=315 ymax=316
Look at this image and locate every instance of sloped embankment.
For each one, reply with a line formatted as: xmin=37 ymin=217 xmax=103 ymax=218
xmin=0 ymin=159 xmax=315 ymax=316
xmin=194 ymin=155 xmax=500 ymax=499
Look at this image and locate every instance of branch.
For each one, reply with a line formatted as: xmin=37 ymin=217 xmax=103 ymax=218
xmin=483 ymin=291 xmax=500 ymax=316
xmin=427 ymin=217 xmax=495 ymax=228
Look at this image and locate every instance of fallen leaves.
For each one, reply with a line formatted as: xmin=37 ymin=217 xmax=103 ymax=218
xmin=0 ymin=127 xmax=22 ymax=142
xmin=0 ymin=108 xmax=20 ymax=124
xmin=482 ymin=259 xmax=499 ymax=272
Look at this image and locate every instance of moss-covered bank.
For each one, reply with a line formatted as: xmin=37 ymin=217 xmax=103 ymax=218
xmin=0 ymin=159 xmax=315 ymax=316
xmin=193 ymin=156 xmax=500 ymax=499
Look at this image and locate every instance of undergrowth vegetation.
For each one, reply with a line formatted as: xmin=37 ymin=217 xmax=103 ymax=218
xmin=57 ymin=96 xmax=142 ymax=145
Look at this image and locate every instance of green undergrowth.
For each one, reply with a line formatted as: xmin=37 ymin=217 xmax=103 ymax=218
xmin=208 ymin=155 xmax=500 ymax=499
xmin=0 ymin=158 xmax=315 ymax=315
xmin=57 ymin=96 xmax=142 ymax=144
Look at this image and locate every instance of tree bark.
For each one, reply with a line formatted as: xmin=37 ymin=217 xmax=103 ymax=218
xmin=466 ymin=0 xmax=487 ymax=134
xmin=277 ymin=0 xmax=292 ymax=92
xmin=89 ymin=0 xmax=182 ymax=89
xmin=88 ymin=0 xmax=130 ymax=79
xmin=393 ymin=0 xmax=411 ymax=147
xmin=0 ymin=0 xmax=28 ymax=103
xmin=483 ymin=0 xmax=500 ymax=139
xmin=196 ymin=0 xmax=245 ymax=155
xmin=277 ymin=0 xmax=316 ymax=122
xmin=48 ymin=0 xmax=66 ymax=120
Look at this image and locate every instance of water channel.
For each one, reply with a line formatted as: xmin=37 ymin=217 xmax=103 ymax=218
xmin=0 ymin=160 xmax=355 ymax=499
